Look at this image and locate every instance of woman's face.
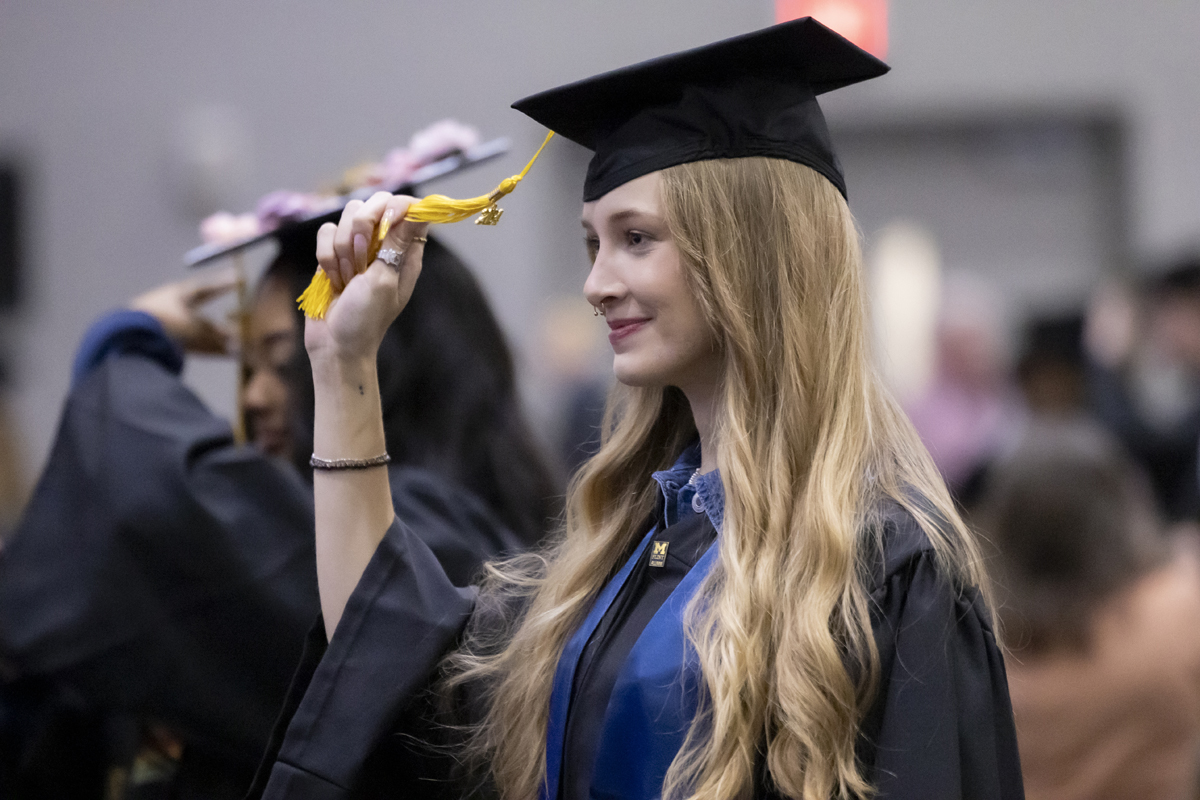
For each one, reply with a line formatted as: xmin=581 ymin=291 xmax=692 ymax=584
xmin=582 ymin=172 xmax=720 ymax=394
xmin=243 ymin=275 xmax=297 ymax=460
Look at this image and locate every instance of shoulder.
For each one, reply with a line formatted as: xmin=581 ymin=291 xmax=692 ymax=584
xmin=860 ymin=496 xmax=995 ymax=631
xmin=862 ymin=497 xmax=939 ymax=590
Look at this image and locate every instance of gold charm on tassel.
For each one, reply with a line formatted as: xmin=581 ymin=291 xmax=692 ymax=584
xmin=475 ymin=204 xmax=503 ymax=226
xmin=297 ymin=131 xmax=555 ymax=319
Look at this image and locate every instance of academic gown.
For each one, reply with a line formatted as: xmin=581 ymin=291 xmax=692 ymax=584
xmin=0 ymin=311 xmax=522 ymax=798
xmin=249 ymin=446 xmax=1023 ymax=800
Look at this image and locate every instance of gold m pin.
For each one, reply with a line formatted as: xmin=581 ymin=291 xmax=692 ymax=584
xmin=649 ymin=540 xmax=669 ymax=567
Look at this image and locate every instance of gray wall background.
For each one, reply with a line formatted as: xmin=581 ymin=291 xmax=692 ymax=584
xmin=1 ymin=1 xmax=1199 ymax=473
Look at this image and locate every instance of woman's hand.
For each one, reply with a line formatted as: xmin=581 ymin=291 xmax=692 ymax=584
xmin=129 ymin=269 xmax=238 ymax=354
xmin=306 ymin=192 xmax=429 ymax=365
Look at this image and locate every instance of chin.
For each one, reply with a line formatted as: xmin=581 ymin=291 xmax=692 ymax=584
xmin=253 ymin=434 xmax=293 ymax=462
xmin=611 ymin=354 xmax=671 ymax=388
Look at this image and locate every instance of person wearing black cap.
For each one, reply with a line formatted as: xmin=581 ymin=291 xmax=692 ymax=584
xmin=251 ymin=18 xmax=1022 ymax=800
xmin=0 ymin=150 xmax=555 ymax=796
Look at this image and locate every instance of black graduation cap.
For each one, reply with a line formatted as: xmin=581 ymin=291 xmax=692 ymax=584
xmin=512 ymin=17 xmax=888 ymax=201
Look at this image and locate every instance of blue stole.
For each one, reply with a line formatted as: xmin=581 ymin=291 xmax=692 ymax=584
xmin=542 ymin=526 xmax=721 ymax=800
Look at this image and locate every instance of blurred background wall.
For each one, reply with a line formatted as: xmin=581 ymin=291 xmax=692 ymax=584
xmin=0 ymin=0 xmax=1198 ymax=486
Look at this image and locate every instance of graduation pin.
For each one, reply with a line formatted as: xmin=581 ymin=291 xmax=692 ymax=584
xmin=649 ymin=540 xmax=669 ymax=568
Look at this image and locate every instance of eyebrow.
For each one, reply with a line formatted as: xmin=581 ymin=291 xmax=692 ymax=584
xmin=581 ymin=208 xmax=661 ymax=229
xmin=259 ymin=331 xmax=294 ymax=347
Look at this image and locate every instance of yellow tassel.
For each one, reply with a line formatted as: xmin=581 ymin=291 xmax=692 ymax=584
xmin=296 ymin=270 xmax=335 ymax=319
xmin=299 ymin=131 xmax=554 ymax=319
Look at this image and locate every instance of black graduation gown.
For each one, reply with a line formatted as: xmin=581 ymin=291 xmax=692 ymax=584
xmin=249 ymin=498 xmax=1022 ymax=799
xmin=0 ymin=349 xmax=521 ymax=796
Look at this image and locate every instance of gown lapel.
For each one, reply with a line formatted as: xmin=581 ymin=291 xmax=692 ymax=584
xmin=542 ymin=527 xmax=657 ymax=800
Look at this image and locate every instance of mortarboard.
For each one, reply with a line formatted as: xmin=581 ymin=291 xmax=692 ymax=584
xmin=511 ymin=17 xmax=888 ymax=201
xmin=184 ymin=135 xmax=510 ymax=268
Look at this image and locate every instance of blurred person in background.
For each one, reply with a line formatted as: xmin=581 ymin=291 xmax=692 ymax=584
xmin=0 ymin=359 xmax=27 ymax=543
xmin=976 ymin=420 xmax=1200 ymax=800
xmin=1087 ymin=257 xmax=1200 ymax=522
xmin=0 ymin=143 xmax=557 ymax=797
xmin=906 ymin=273 xmax=1021 ymax=508
xmin=1016 ymin=314 xmax=1090 ymax=418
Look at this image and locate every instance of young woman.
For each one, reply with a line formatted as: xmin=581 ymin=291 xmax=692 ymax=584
xmin=0 ymin=227 xmax=552 ymax=797
xmin=253 ymin=18 xmax=1022 ymax=800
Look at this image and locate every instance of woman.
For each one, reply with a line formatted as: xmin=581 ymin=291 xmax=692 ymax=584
xmin=255 ymin=18 xmax=1021 ymax=800
xmin=0 ymin=222 xmax=553 ymax=796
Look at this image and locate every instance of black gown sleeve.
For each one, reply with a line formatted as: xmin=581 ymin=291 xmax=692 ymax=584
xmin=0 ymin=353 xmax=319 ymax=761
xmin=253 ymin=517 xmax=476 ymax=800
xmin=387 ymin=467 xmax=524 ymax=587
xmin=857 ymin=512 xmax=1024 ymax=800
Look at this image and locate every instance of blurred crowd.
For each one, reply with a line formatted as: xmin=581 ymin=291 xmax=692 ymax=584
xmin=906 ymin=253 xmax=1200 ymax=800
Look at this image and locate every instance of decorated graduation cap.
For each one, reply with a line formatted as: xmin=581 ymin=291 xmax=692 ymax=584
xmin=512 ymin=16 xmax=888 ymax=201
xmin=269 ymin=130 xmax=554 ymax=320
xmin=185 ymin=123 xmax=512 ymax=269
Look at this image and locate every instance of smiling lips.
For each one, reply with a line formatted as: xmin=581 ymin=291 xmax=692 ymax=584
xmin=607 ymin=317 xmax=650 ymax=347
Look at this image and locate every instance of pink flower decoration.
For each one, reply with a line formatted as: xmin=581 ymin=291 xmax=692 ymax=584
xmin=255 ymin=191 xmax=339 ymax=231
xmin=198 ymin=119 xmax=486 ymax=244
xmin=365 ymin=147 xmax=420 ymax=188
xmin=408 ymin=120 xmax=481 ymax=165
xmin=200 ymin=211 xmax=261 ymax=244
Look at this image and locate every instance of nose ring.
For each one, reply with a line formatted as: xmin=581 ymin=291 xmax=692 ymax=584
xmin=593 ymin=304 xmax=606 ymax=317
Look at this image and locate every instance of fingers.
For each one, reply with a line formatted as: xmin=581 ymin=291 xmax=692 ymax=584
xmin=316 ymin=221 xmax=340 ymax=292
xmin=375 ymin=196 xmax=428 ymax=310
xmin=381 ymin=193 xmax=429 ymax=251
xmin=332 ymin=199 xmax=365 ymax=291
xmin=315 ymin=193 xmax=423 ymax=296
xmin=189 ymin=318 xmax=234 ymax=355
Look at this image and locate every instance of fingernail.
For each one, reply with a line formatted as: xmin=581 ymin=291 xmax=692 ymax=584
xmin=353 ymin=234 xmax=367 ymax=262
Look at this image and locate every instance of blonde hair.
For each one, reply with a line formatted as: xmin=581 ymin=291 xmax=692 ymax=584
xmin=445 ymin=158 xmax=991 ymax=800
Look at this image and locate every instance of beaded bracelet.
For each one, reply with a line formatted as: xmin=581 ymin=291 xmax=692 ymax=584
xmin=309 ymin=453 xmax=391 ymax=471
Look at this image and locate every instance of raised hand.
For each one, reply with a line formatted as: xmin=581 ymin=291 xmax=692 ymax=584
xmin=306 ymin=192 xmax=430 ymax=364
xmin=129 ymin=268 xmax=238 ymax=354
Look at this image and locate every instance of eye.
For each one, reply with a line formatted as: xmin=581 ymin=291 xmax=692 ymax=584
xmin=584 ymin=236 xmax=600 ymax=264
xmin=626 ymin=229 xmax=657 ymax=250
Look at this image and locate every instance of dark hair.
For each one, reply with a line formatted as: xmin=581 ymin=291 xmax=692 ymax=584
xmin=1145 ymin=252 xmax=1200 ymax=298
xmin=975 ymin=421 xmax=1166 ymax=654
xmin=262 ymin=231 xmax=558 ymax=546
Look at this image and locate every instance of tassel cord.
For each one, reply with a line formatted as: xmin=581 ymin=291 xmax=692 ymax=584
xmin=298 ymin=131 xmax=554 ymax=320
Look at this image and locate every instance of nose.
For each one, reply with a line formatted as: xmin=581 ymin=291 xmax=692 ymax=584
xmin=583 ymin=250 xmax=624 ymax=312
xmin=243 ymin=367 xmax=283 ymax=416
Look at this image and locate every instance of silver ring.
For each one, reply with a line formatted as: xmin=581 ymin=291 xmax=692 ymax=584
xmin=377 ymin=248 xmax=404 ymax=269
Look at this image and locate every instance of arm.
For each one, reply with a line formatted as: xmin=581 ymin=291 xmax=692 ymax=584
xmin=69 ymin=268 xmax=236 ymax=385
xmin=306 ymin=192 xmax=430 ymax=639
xmin=0 ymin=295 xmax=318 ymax=758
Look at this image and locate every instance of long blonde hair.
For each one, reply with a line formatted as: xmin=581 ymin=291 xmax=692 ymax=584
xmin=445 ymin=157 xmax=990 ymax=800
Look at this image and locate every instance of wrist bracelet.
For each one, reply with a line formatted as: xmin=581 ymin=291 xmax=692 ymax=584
xmin=309 ymin=453 xmax=391 ymax=470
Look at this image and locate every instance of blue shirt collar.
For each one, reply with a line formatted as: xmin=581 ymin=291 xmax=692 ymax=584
xmin=650 ymin=441 xmax=725 ymax=533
